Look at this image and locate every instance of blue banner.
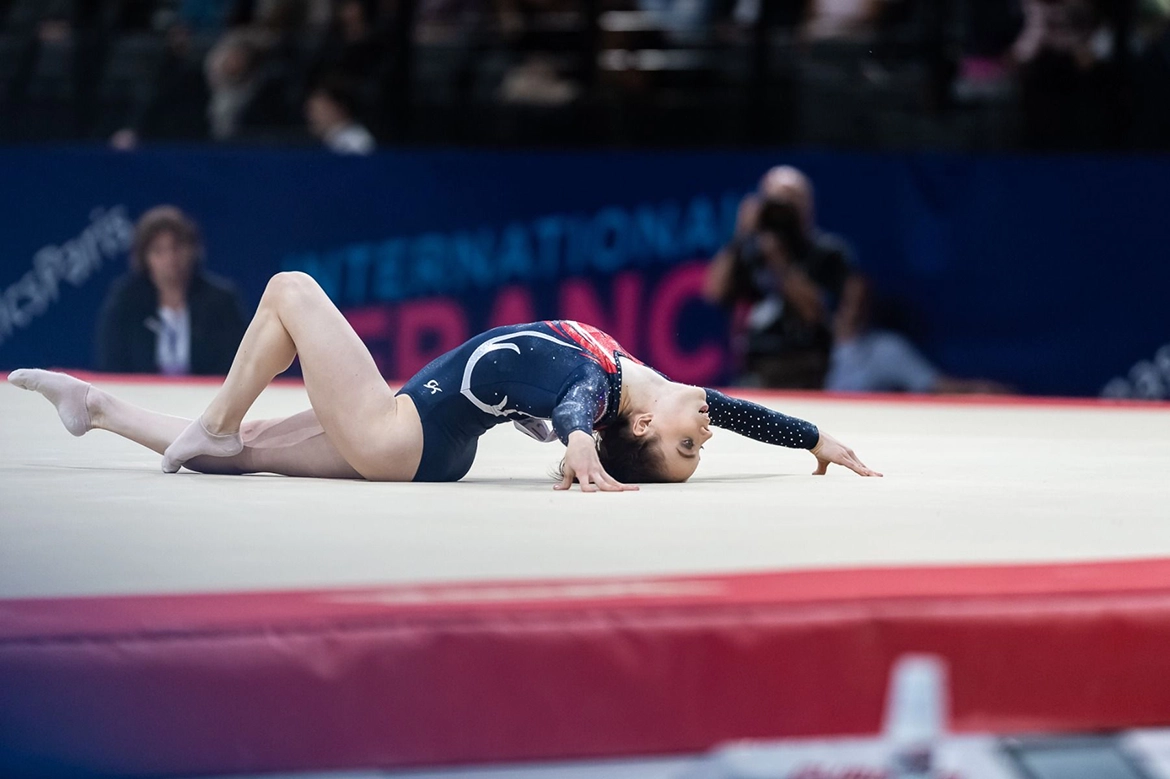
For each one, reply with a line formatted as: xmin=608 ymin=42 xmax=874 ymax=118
xmin=1 ymin=147 xmax=1167 ymax=396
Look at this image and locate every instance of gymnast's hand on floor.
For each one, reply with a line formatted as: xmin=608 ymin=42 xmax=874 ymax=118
xmin=555 ymin=431 xmax=639 ymax=492
xmin=811 ymin=432 xmax=883 ymax=477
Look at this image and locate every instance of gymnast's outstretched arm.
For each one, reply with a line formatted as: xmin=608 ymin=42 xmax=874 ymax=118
xmin=705 ymin=388 xmax=882 ymax=477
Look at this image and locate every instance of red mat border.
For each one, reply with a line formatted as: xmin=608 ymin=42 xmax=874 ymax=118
xmin=5 ymin=558 xmax=1170 ymax=776
xmin=5 ymin=557 xmax=1170 ymax=641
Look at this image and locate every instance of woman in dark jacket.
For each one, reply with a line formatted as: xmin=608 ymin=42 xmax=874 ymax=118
xmin=95 ymin=205 xmax=247 ymax=375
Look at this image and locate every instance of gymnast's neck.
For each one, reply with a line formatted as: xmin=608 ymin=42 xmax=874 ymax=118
xmin=617 ymin=356 xmax=677 ymax=416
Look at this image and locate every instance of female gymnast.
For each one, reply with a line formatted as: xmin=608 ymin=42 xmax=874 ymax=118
xmin=8 ymin=271 xmax=880 ymax=490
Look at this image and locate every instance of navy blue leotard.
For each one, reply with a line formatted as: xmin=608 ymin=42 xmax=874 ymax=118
xmin=396 ymin=320 xmax=820 ymax=482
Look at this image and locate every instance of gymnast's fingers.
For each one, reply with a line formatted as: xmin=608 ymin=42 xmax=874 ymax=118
xmin=554 ymin=465 xmax=575 ymax=490
xmin=833 ymin=449 xmax=882 ymax=478
xmin=588 ymin=463 xmax=626 ymax=492
xmin=848 ymin=456 xmax=883 ymax=477
xmin=839 ymin=447 xmax=869 ymax=476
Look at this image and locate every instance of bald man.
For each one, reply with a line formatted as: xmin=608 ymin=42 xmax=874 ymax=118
xmin=704 ymin=166 xmax=862 ymax=389
xmin=706 ymin=166 xmax=1010 ymax=394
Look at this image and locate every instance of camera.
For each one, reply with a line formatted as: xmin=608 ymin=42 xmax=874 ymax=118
xmin=756 ymin=198 xmax=810 ymax=256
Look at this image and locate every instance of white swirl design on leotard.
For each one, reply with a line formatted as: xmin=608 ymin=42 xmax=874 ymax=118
xmin=459 ymin=330 xmax=582 ymax=417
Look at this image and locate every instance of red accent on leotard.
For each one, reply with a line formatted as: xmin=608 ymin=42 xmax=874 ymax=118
xmin=545 ymin=321 xmax=642 ymax=374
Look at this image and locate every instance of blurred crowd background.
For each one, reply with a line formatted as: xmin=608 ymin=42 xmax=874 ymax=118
xmin=2 ymin=0 xmax=1169 ymax=152
xmin=3 ymin=0 xmax=1170 ymax=400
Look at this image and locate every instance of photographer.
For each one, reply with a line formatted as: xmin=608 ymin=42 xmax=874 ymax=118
xmin=706 ymin=166 xmax=1010 ymax=394
xmin=704 ymin=166 xmax=859 ymax=389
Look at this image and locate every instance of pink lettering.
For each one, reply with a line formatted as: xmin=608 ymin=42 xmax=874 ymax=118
xmin=344 ymin=305 xmax=395 ymax=377
xmin=396 ymin=299 xmax=469 ymax=380
xmin=645 ymin=262 xmax=724 ymax=384
xmin=487 ymin=285 xmax=536 ymax=328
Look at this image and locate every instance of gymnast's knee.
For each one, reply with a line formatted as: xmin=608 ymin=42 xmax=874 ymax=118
xmin=263 ymin=271 xmax=323 ymax=308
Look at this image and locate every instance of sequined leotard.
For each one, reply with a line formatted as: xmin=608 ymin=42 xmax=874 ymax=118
xmin=396 ymin=321 xmax=819 ymax=482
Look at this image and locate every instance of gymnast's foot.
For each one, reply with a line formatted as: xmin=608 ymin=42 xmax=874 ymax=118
xmin=7 ymin=369 xmax=93 ymax=437
xmin=162 ymin=417 xmax=243 ymax=473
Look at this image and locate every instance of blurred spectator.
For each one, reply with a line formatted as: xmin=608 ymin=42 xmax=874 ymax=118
xmin=952 ymin=0 xmax=1023 ymax=103
xmin=1135 ymin=0 xmax=1170 ymax=44
xmin=110 ymin=24 xmax=212 ymax=149
xmin=95 ymin=206 xmax=248 ymax=375
xmin=30 ymin=0 xmax=155 ymax=137
xmin=497 ymin=0 xmax=583 ymax=106
xmin=1012 ymin=0 xmax=1128 ymax=149
xmin=4 ymin=0 xmax=1161 ymax=150
xmin=1013 ymin=0 xmax=1103 ymax=64
xmin=205 ymin=29 xmax=294 ymax=140
xmin=705 ymin=166 xmax=1009 ymax=393
xmin=499 ymin=57 xmax=579 ymax=105
xmin=240 ymin=0 xmax=324 ymax=111
xmin=704 ymin=166 xmax=858 ymax=389
xmin=305 ymin=77 xmax=375 ymax=153
xmin=308 ymin=0 xmax=383 ymax=85
xmin=802 ymin=0 xmax=883 ymax=40
xmin=1131 ymin=0 xmax=1170 ymax=148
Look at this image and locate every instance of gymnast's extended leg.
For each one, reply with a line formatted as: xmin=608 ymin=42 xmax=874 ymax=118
xmin=6 ymin=370 xmax=360 ymax=478
xmin=162 ymin=271 xmax=422 ymax=479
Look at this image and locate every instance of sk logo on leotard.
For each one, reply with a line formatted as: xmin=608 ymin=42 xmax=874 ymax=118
xmin=424 ymin=379 xmax=442 ymax=394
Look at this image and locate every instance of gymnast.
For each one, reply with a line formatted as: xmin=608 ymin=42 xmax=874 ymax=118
xmin=8 ymin=271 xmax=880 ymax=489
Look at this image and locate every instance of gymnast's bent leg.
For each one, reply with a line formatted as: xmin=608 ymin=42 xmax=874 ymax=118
xmin=162 ymin=271 xmax=423 ymax=480
xmin=7 ymin=370 xmax=359 ymax=478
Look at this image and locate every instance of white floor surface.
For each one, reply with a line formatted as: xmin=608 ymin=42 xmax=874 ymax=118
xmin=2 ymin=380 xmax=1169 ymax=600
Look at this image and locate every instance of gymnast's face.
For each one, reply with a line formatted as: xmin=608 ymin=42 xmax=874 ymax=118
xmin=634 ymin=383 xmax=713 ymax=482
